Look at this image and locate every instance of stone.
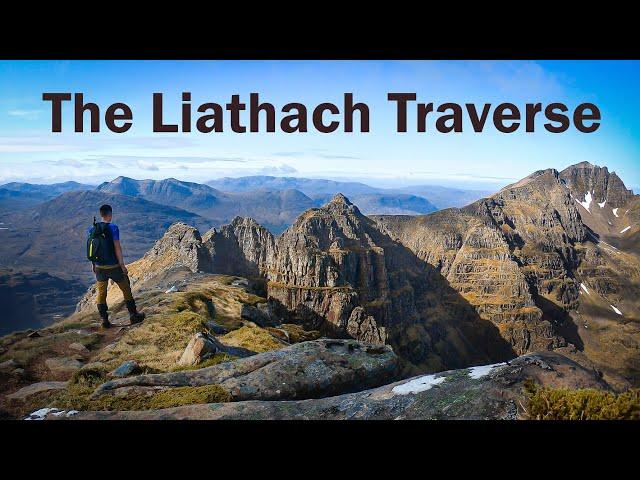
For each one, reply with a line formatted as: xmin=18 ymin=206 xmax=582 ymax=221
xmin=240 ymin=303 xmax=279 ymax=327
xmin=68 ymin=342 xmax=90 ymax=354
xmin=109 ymin=361 xmax=142 ymax=378
xmin=94 ymin=339 xmax=399 ymax=402
xmin=45 ymin=357 xmax=83 ymax=375
xmin=0 ymin=359 xmax=20 ymax=371
xmin=7 ymin=381 xmax=68 ymax=401
xmin=178 ymin=333 xmax=218 ymax=366
xmin=204 ymin=321 xmax=228 ymax=335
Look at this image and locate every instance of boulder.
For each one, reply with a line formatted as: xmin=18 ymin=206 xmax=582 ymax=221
xmin=75 ymin=352 xmax=611 ymax=420
xmin=45 ymin=357 xmax=83 ymax=375
xmin=178 ymin=333 xmax=218 ymax=366
xmin=7 ymin=381 xmax=68 ymax=401
xmin=204 ymin=320 xmax=228 ymax=335
xmin=93 ymin=339 xmax=399 ymax=402
xmin=68 ymin=342 xmax=90 ymax=354
xmin=240 ymin=303 xmax=279 ymax=327
xmin=109 ymin=361 xmax=142 ymax=378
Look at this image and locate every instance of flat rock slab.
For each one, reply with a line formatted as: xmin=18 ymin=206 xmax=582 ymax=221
xmin=109 ymin=361 xmax=142 ymax=378
xmin=72 ymin=352 xmax=610 ymax=420
xmin=93 ymin=339 xmax=399 ymax=402
xmin=7 ymin=381 xmax=68 ymax=401
xmin=45 ymin=357 xmax=83 ymax=375
xmin=68 ymin=342 xmax=90 ymax=354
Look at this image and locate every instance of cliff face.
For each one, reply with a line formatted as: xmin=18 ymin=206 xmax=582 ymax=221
xmin=264 ymin=194 xmax=515 ymax=372
xmin=265 ymin=194 xmax=404 ymax=345
xmin=373 ymin=169 xmax=584 ymax=356
xmin=559 ymin=161 xmax=634 ymax=209
xmin=203 ymin=217 xmax=277 ymax=277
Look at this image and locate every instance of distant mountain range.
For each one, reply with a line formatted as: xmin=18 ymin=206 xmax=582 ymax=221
xmin=0 ymin=181 xmax=94 ymax=214
xmin=0 ymin=190 xmax=214 ymax=283
xmin=206 ymin=175 xmax=491 ymax=209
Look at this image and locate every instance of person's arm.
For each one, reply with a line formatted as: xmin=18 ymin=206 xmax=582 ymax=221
xmin=113 ymin=240 xmax=128 ymax=276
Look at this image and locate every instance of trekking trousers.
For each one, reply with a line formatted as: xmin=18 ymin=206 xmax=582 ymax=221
xmin=94 ymin=265 xmax=134 ymax=304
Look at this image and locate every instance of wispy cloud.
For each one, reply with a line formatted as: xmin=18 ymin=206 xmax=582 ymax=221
xmin=136 ymin=159 xmax=159 ymax=171
xmin=317 ymin=153 xmax=360 ymax=160
xmin=89 ymin=155 xmax=248 ymax=164
xmin=273 ymin=151 xmax=304 ymax=157
xmin=55 ymin=158 xmax=84 ymax=168
xmin=7 ymin=109 xmax=43 ymax=120
xmin=257 ymin=164 xmax=297 ymax=175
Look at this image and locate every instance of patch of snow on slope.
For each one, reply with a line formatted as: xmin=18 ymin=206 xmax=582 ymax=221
xmin=580 ymin=283 xmax=590 ymax=295
xmin=610 ymin=305 xmax=623 ymax=315
xmin=468 ymin=362 xmax=507 ymax=379
xmin=613 ymin=208 xmax=619 ymax=217
xmin=598 ymin=200 xmax=606 ymax=208
xmin=392 ymin=373 xmax=446 ymax=395
xmin=25 ymin=407 xmax=62 ymax=420
xmin=620 ymin=226 xmax=631 ymax=234
xmin=576 ymin=191 xmax=593 ymax=212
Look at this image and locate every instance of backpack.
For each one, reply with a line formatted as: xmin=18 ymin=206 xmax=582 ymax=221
xmin=87 ymin=217 xmax=115 ymax=263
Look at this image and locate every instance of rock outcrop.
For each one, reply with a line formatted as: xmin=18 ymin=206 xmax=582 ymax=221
xmin=373 ymin=169 xmax=586 ymax=356
xmin=92 ymin=339 xmax=399 ymax=402
xmin=59 ymin=351 xmax=610 ymax=420
xmin=560 ymin=161 xmax=634 ymax=209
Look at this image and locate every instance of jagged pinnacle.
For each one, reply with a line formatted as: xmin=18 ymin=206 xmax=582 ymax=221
xmin=330 ymin=193 xmax=352 ymax=205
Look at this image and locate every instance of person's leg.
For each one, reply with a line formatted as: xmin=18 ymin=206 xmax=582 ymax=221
xmin=95 ymin=277 xmax=111 ymax=328
xmin=111 ymin=269 xmax=145 ymax=324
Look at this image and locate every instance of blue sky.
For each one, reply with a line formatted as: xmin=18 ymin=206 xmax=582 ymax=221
xmin=0 ymin=60 xmax=638 ymax=190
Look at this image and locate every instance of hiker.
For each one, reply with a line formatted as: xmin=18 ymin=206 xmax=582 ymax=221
xmin=86 ymin=204 xmax=145 ymax=328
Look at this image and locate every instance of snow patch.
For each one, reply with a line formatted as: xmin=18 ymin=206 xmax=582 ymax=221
xmin=580 ymin=283 xmax=590 ymax=295
xmin=392 ymin=373 xmax=446 ymax=395
xmin=25 ymin=407 xmax=62 ymax=420
xmin=610 ymin=305 xmax=623 ymax=315
xmin=620 ymin=226 xmax=631 ymax=234
xmin=613 ymin=208 xmax=619 ymax=217
xmin=66 ymin=410 xmax=79 ymax=417
xmin=576 ymin=191 xmax=593 ymax=212
xmin=468 ymin=362 xmax=507 ymax=380
xmin=165 ymin=285 xmax=178 ymax=294
xmin=598 ymin=200 xmax=606 ymax=208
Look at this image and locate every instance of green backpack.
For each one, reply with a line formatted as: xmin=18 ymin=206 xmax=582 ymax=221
xmin=86 ymin=217 xmax=114 ymax=263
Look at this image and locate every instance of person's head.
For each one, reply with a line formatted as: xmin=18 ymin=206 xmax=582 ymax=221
xmin=99 ymin=204 xmax=113 ymax=222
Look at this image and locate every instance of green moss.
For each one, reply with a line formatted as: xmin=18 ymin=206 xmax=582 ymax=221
xmin=267 ymin=324 xmax=321 ymax=343
xmin=219 ymin=325 xmax=285 ymax=353
xmin=73 ymin=384 xmax=232 ymax=411
xmin=171 ymin=292 xmax=214 ymax=317
xmin=70 ymin=364 xmax=108 ymax=387
xmin=525 ymin=382 xmax=640 ymax=420
xmin=170 ymin=353 xmax=237 ymax=371
xmin=17 ymin=382 xmax=231 ymax=415
xmin=443 ymin=370 xmax=470 ymax=383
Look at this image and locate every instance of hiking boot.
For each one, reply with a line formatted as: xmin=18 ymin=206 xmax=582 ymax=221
xmin=125 ymin=300 xmax=145 ymax=324
xmin=97 ymin=303 xmax=112 ymax=329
